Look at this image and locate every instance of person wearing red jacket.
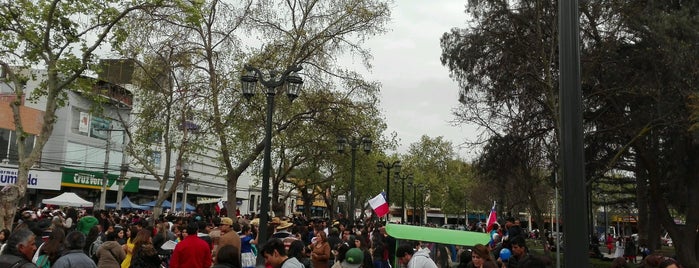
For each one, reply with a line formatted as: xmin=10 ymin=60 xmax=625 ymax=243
xmin=170 ymin=223 xmax=212 ymax=268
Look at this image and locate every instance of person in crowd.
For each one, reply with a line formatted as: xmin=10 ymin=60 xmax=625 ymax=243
xmin=457 ymin=250 xmax=472 ymax=268
xmin=326 ymin=227 xmax=342 ymax=264
xmin=352 ymin=235 xmax=373 ymax=268
xmin=197 ymin=220 xmax=214 ymax=250
xmin=610 ymin=257 xmax=630 ymax=268
xmin=0 ymin=228 xmax=10 ymax=245
xmin=129 ymin=229 xmax=161 ymax=268
xmin=467 ymin=244 xmax=498 ymax=268
xmin=170 ymin=223 xmax=212 ymax=268
xmin=396 ymin=243 xmax=438 ymax=268
xmin=95 ymin=228 xmax=125 ymax=268
xmin=435 ymin=243 xmax=451 ymax=268
xmin=261 ymin=238 xmax=304 ymax=268
xmin=0 ymin=228 xmax=39 ymax=267
xmin=659 ymin=258 xmax=681 ymax=268
xmin=624 ymin=236 xmax=637 ymax=264
xmin=379 ymin=226 xmax=397 ymax=268
xmin=84 ymin=225 xmax=101 ymax=258
xmin=63 ymin=208 xmax=78 ymax=231
xmin=312 ymin=229 xmax=332 ymax=268
xmin=506 ymin=236 xmax=530 ymax=268
xmin=114 ymin=226 xmax=127 ymax=245
xmin=52 ymin=231 xmax=97 ymax=268
xmin=34 ymin=228 xmax=65 ymax=268
xmin=240 ymin=223 xmax=258 ymax=268
xmin=606 ymin=233 xmax=615 ymax=254
xmin=152 ymin=221 xmax=175 ymax=254
xmin=216 ymin=217 xmax=241 ymax=261
xmin=173 ymin=224 xmax=185 ymax=242
xmin=213 ymin=244 xmax=242 ymax=268
xmin=288 ymin=239 xmax=312 ymax=268
xmin=121 ymin=226 xmax=138 ymax=268
xmin=371 ymin=232 xmax=389 ymax=268
xmin=338 ymin=248 xmax=364 ymax=268
xmin=332 ymin=243 xmax=351 ymax=268
xmin=614 ymin=236 xmax=625 ymax=258
xmin=77 ymin=215 xmax=99 ymax=235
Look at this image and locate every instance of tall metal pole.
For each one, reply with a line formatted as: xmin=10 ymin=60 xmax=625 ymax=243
xmin=99 ymin=133 xmax=111 ymax=211
xmin=377 ymin=161 xmax=400 ymax=222
xmin=241 ymin=65 xmax=302 ymax=268
xmin=350 ymin=139 xmax=357 ymax=225
xmin=259 ymin=89 xmax=275 ymax=246
xmin=558 ymin=0 xmax=589 ymax=265
xmin=412 ymin=184 xmax=417 ymax=224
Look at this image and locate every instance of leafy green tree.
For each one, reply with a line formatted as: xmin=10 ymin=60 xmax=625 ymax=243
xmin=0 ymin=0 xmax=164 ymax=230
xmin=118 ymin=0 xmax=391 ymax=218
xmin=442 ymin=0 xmax=699 ymax=264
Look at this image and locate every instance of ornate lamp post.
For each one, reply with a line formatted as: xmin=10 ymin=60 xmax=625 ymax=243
xmin=337 ymin=136 xmax=371 ymax=225
xmin=240 ymin=64 xmax=303 ymax=266
xmin=394 ymin=173 xmax=412 ymax=224
xmin=376 ymin=160 xmax=400 ymax=221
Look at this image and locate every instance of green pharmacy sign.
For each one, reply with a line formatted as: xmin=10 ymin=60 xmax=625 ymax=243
xmin=61 ymin=168 xmax=140 ymax=192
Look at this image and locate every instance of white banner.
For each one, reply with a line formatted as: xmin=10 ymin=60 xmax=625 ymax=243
xmin=0 ymin=167 xmax=62 ymax=190
xmin=79 ymin=112 xmax=90 ymax=133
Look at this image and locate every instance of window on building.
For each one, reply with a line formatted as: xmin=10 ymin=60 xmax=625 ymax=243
xmin=250 ymin=195 xmax=255 ymax=213
xmin=146 ymin=150 xmax=161 ymax=169
xmin=0 ymin=128 xmax=36 ymax=165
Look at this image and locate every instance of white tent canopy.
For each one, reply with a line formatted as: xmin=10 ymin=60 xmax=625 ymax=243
xmin=42 ymin=192 xmax=93 ymax=207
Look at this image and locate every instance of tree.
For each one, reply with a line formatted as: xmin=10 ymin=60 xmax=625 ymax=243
xmin=442 ymin=0 xmax=699 ymax=265
xmin=0 ymin=0 xmax=164 ymax=230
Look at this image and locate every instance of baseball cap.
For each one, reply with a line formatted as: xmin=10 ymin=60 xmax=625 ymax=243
xmin=220 ymin=217 xmax=233 ymax=226
xmin=342 ymin=248 xmax=364 ymax=268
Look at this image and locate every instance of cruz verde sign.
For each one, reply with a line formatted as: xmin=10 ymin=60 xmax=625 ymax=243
xmin=61 ymin=168 xmax=139 ymax=192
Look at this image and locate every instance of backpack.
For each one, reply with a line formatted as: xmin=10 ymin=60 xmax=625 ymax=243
xmin=88 ymin=236 xmax=103 ymax=260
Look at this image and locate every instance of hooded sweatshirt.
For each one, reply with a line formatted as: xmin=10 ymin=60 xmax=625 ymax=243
xmin=96 ymin=241 xmax=126 ymax=268
xmin=408 ymin=249 xmax=438 ymax=268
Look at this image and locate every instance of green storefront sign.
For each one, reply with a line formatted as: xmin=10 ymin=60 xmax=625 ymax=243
xmin=61 ymin=167 xmax=140 ymax=192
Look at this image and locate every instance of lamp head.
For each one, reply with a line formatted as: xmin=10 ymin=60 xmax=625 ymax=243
xmin=286 ymin=71 xmax=303 ymax=102
xmin=241 ymin=68 xmax=258 ymax=100
xmin=337 ymin=137 xmax=347 ymax=153
xmin=362 ymin=137 xmax=372 ymax=154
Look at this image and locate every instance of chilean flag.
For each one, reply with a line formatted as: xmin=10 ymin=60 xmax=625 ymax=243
xmin=485 ymin=201 xmax=497 ymax=233
xmin=369 ymin=192 xmax=389 ymax=218
xmin=215 ymin=199 xmax=224 ymax=214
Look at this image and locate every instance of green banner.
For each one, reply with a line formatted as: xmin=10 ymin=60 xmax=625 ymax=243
xmin=61 ymin=167 xmax=139 ymax=192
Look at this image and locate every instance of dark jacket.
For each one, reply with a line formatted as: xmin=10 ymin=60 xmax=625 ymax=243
xmin=0 ymin=253 xmax=38 ymax=268
xmin=130 ymin=244 xmax=162 ymax=268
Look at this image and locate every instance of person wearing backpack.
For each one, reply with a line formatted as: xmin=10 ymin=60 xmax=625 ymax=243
xmin=52 ymin=231 xmax=97 ymax=268
xmin=96 ymin=229 xmax=125 ymax=268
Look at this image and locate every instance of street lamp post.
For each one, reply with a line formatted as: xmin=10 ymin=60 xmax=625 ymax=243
xmin=337 ymin=136 xmax=372 ymax=226
xmin=376 ymin=161 xmax=400 ymax=221
xmin=181 ymin=167 xmax=189 ymax=214
xmin=394 ymin=173 xmax=412 ymax=224
xmin=240 ymin=64 xmax=303 ymax=266
xmin=409 ymin=182 xmax=422 ymax=225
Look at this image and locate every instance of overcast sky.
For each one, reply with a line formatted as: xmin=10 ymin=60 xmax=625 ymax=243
xmin=363 ymin=0 xmax=479 ymax=160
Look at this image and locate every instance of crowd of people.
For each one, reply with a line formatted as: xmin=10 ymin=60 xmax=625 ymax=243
xmin=0 ymin=207 xmax=684 ymax=268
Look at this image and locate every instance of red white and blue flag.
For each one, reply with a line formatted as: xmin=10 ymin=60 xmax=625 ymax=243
xmin=369 ymin=192 xmax=389 ymax=217
xmin=485 ymin=201 xmax=497 ymax=233
xmin=215 ymin=199 xmax=224 ymax=214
